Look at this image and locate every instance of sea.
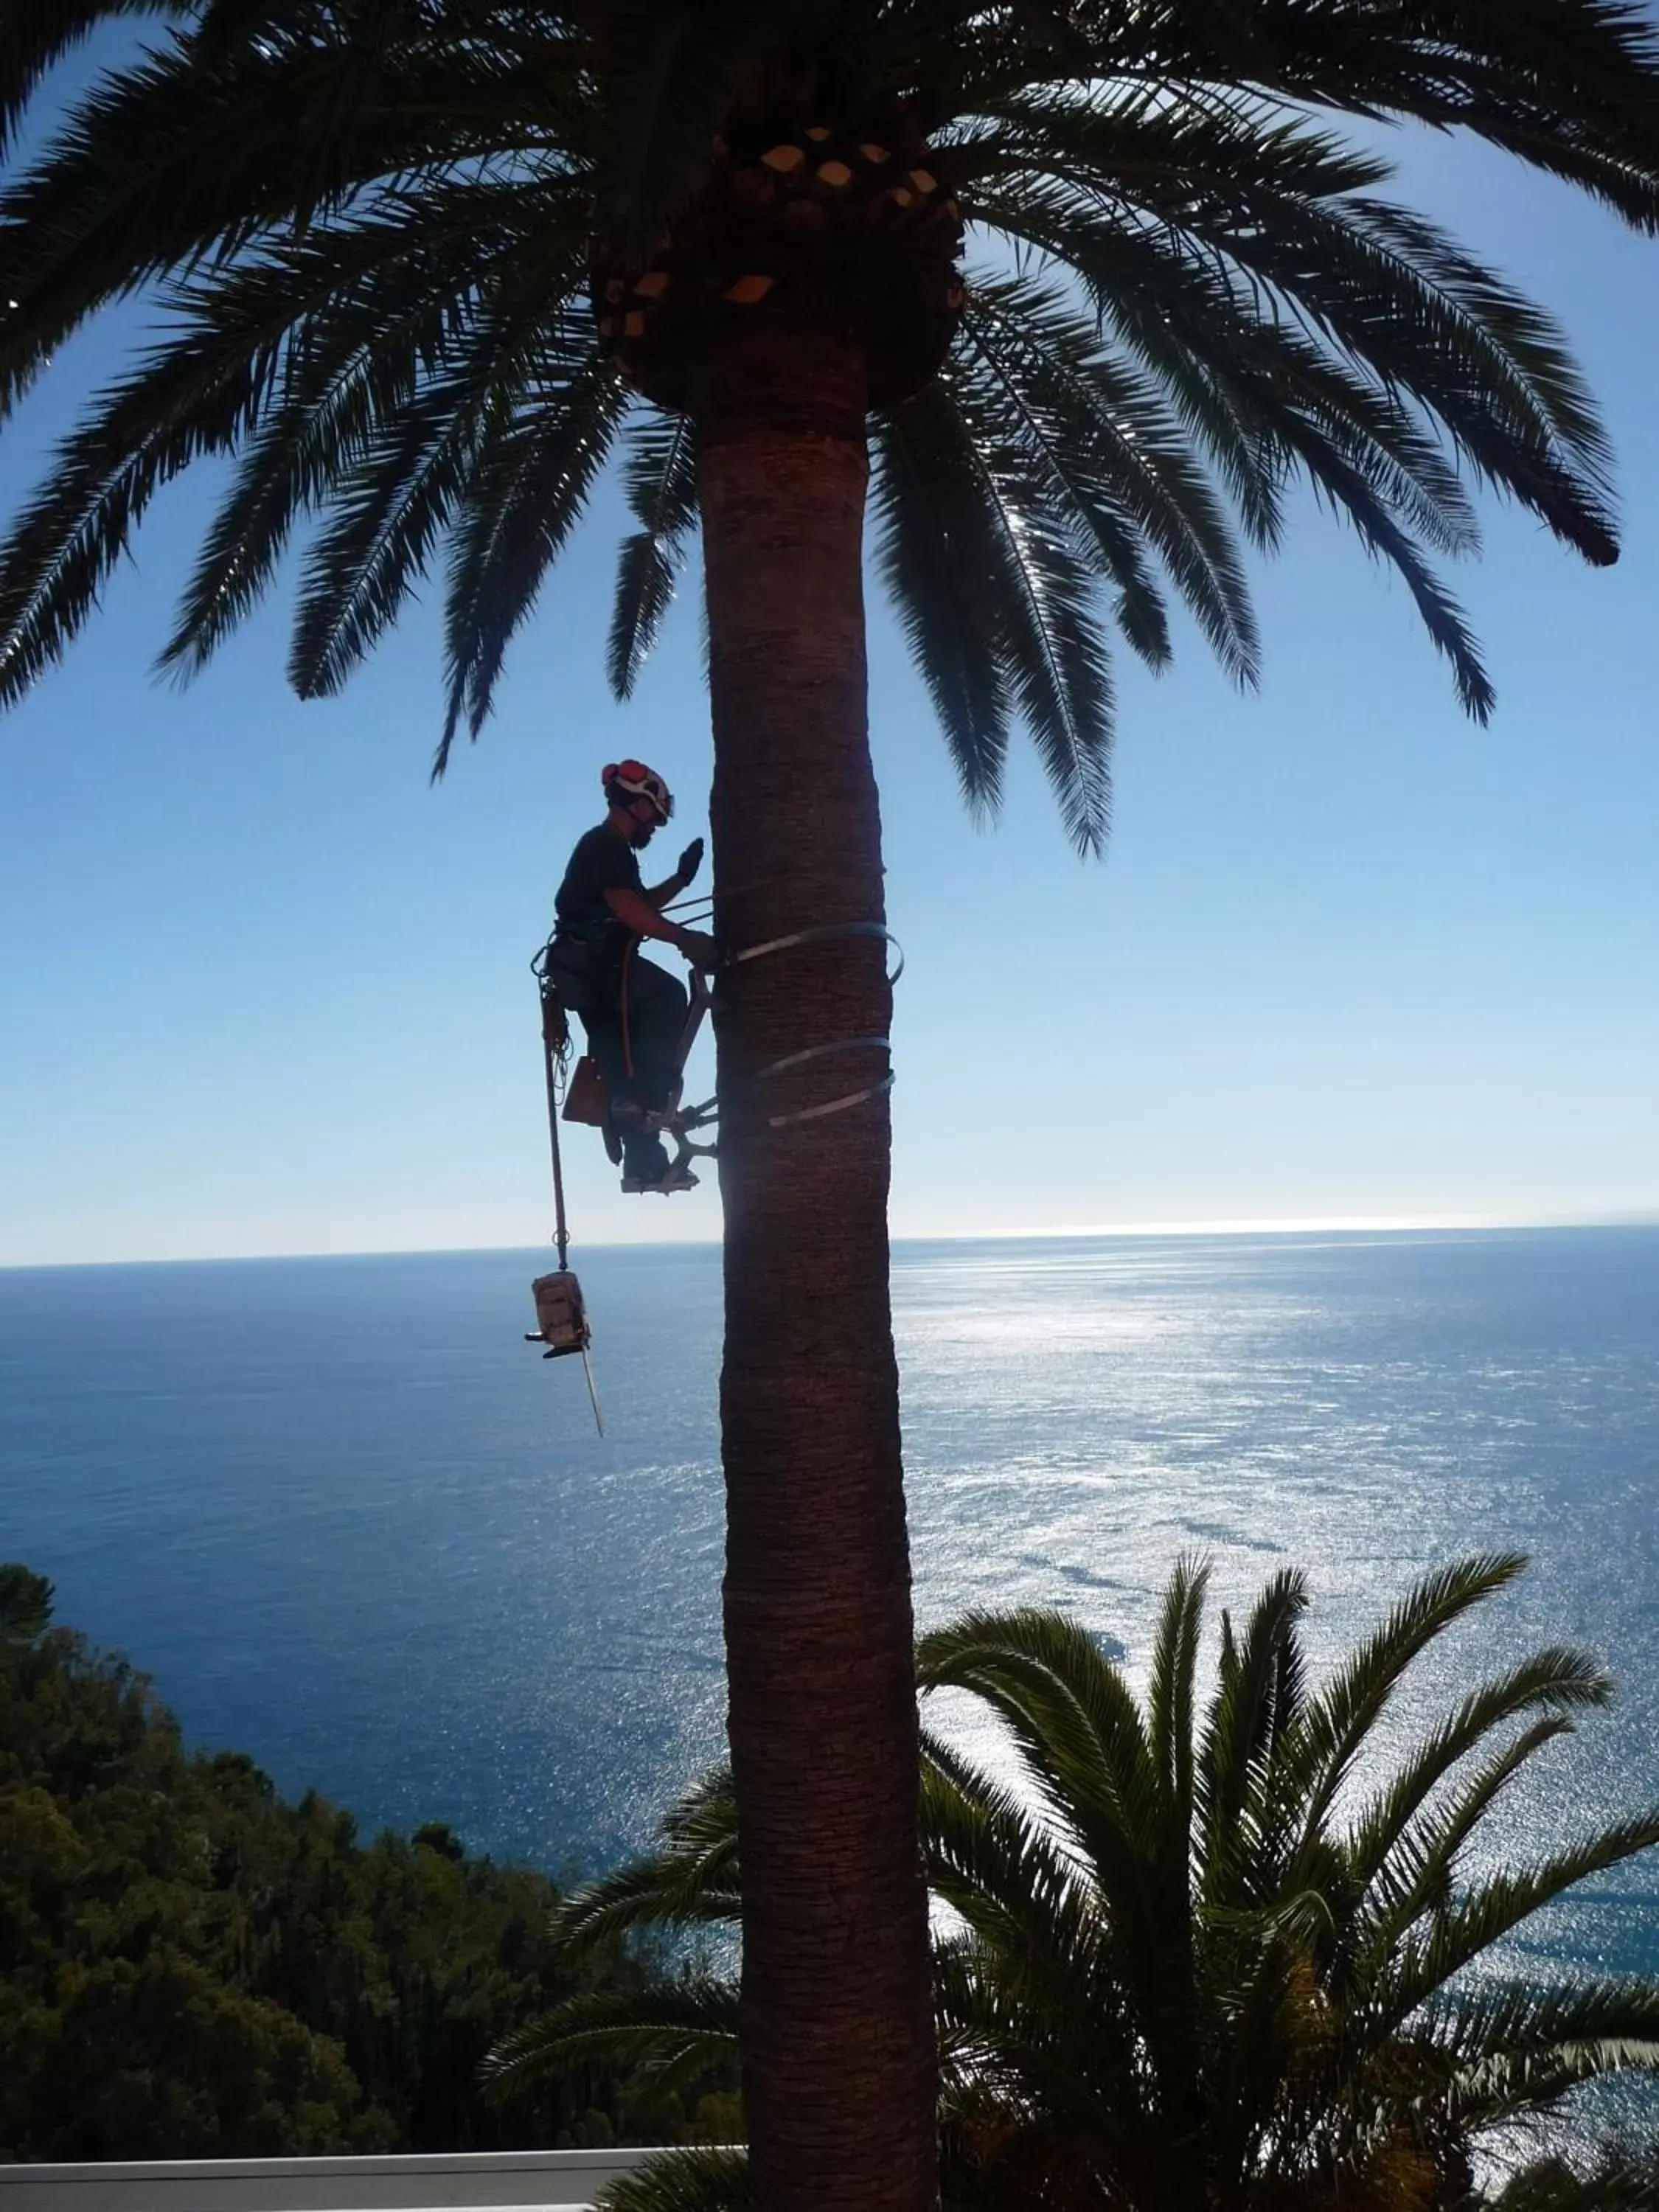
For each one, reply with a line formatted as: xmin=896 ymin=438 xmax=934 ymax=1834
xmin=4 ymin=1227 xmax=1659 ymax=2023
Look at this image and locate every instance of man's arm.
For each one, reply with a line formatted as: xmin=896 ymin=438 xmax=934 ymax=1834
xmin=603 ymin=886 xmax=717 ymax=967
xmin=605 ymin=885 xmax=686 ymax=943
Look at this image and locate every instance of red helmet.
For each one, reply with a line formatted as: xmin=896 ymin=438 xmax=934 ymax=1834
xmin=603 ymin=758 xmax=674 ymax=825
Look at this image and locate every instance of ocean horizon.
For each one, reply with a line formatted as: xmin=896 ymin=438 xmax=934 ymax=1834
xmin=10 ymin=1208 xmax=1659 ymax=1273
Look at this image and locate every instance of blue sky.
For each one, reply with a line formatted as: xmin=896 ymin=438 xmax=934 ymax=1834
xmin=2 ymin=72 xmax=1656 ymax=1265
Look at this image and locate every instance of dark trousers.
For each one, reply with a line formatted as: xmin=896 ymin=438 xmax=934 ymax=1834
xmin=580 ymin=951 xmax=688 ymax=1120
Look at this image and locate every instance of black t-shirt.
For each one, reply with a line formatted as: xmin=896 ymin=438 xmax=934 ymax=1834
xmin=554 ymin=824 xmax=643 ymax=938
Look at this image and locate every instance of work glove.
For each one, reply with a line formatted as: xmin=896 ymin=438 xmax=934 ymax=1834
xmin=678 ymin=836 xmax=705 ymax=883
xmin=677 ymin=930 xmax=720 ymax=971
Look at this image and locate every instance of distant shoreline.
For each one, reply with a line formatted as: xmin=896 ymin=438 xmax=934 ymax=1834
xmin=5 ymin=1213 xmax=1658 ymax=1271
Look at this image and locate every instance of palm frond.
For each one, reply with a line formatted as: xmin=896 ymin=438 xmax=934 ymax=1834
xmin=284 ymin=375 xmax=487 ymax=700
xmin=919 ymin=1604 xmax=1158 ymax=1867
xmin=917 ymin=1604 xmax=1176 ymax=2020
xmin=0 ymin=0 xmax=182 ymax=156
xmin=0 ymin=325 xmax=265 ymax=710
xmin=600 ymin=2146 xmax=749 ymax=2212
xmin=1196 ymin=1566 xmax=1309 ymax=1902
xmin=869 ymin=398 xmax=1013 ymax=821
xmin=931 ymin=1934 xmax=1142 ymax=2152
xmin=483 ymin=1978 xmax=739 ymax=2100
xmin=608 ymin=410 xmax=698 ymax=698
xmin=1347 ymin=1715 xmax=1576 ymax=1978
xmin=897 ymin=364 xmax=1114 ymax=855
xmin=1147 ymin=1552 xmax=1206 ymax=1876
xmin=964 ymin=91 xmax=1617 ymax=560
xmin=552 ymin=1767 xmax=742 ymax=1952
xmin=1274 ymin=409 xmax=1497 ymax=720
xmin=957 ymin=299 xmax=1171 ymax=677
xmin=1379 ymin=1811 xmax=1659 ymax=2031
xmin=978 ymin=181 xmax=1488 ymax=563
xmin=966 ymin=174 xmax=1287 ymax=550
xmin=0 ymin=31 xmax=574 ymax=417
xmin=919 ymin=1750 xmax=1102 ymax=1980
xmin=1282 ymin=1555 xmax=1529 ymax=1851
xmin=1071 ymin=0 xmax=1659 ymax=234
xmin=959 ymin=276 xmax=1262 ymax=683
xmin=147 ymin=192 xmax=590 ymax=682
xmin=1346 ymin=1643 xmax=1613 ymax=1895
xmin=436 ymin=335 xmax=630 ymax=775
xmin=959 ymin=83 xmax=1399 ymax=210
xmin=1435 ymin=1973 xmax=1659 ymax=2125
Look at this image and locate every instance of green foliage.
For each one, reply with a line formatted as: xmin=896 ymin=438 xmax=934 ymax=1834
xmin=4 ymin=4 xmax=1659 ymax=849
xmin=1492 ymin=2153 xmax=1659 ymax=2211
xmin=0 ymin=1564 xmax=54 ymax=1641
xmin=510 ymin=1555 xmax=1659 ymax=2210
xmin=0 ymin=1565 xmax=735 ymax=2160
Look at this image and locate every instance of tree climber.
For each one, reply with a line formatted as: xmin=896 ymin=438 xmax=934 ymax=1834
xmin=548 ymin=761 xmax=717 ymax=1192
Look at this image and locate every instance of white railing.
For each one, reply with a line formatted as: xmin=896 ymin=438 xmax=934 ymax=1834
xmin=0 ymin=2149 xmax=661 ymax=2212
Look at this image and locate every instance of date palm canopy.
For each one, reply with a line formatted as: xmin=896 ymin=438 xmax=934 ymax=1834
xmin=3 ymin=0 xmax=1659 ymax=847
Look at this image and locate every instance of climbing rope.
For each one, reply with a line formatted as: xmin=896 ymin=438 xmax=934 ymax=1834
xmin=526 ymin=942 xmax=603 ymax=1432
xmin=529 ymin=945 xmax=576 ymax=1270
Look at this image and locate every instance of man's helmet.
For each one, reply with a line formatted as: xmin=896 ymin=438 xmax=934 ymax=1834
xmin=603 ymin=759 xmax=674 ymax=825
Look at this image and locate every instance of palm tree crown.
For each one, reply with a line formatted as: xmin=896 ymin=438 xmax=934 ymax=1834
xmin=4 ymin=2 xmax=1659 ymax=849
xmin=498 ymin=1554 xmax=1659 ymax=2210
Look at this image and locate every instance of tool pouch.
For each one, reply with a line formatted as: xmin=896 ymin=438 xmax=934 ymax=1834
xmin=563 ymin=1054 xmax=609 ymax=1127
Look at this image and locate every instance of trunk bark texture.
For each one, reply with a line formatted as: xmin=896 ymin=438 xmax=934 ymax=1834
xmin=696 ymin=327 xmax=937 ymax=2212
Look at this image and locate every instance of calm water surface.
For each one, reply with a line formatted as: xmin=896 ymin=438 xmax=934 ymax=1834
xmin=4 ymin=1228 xmax=1657 ymax=2011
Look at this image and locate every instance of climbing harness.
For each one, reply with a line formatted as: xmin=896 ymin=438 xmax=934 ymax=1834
xmin=524 ymin=900 xmax=902 ymax=1422
xmin=524 ymin=956 xmax=605 ymax=1433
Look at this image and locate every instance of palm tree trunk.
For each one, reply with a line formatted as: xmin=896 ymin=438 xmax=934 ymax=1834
xmin=696 ymin=327 xmax=936 ymax=2212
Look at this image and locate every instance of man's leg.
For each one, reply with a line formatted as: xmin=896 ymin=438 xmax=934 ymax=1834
xmin=580 ymin=955 xmax=691 ymax=1186
xmin=622 ymin=955 xmax=690 ymax=1117
xmin=606 ymin=955 xmax=690 ymax=1186
xmin=574 ymin=1009 xmax=646 ymax=1176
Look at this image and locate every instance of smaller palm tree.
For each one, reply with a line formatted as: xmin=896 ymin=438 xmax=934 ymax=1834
xmin=489 ymin=1554 xmax=1659 ymax=2211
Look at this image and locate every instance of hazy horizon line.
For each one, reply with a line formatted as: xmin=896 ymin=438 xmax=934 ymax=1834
xmin=6 ymin=1209 xmax=1658 ymax=1272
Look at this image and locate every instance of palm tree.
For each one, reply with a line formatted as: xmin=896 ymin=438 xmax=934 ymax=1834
xmin=492 ymin=1554 xmax=1659 ymax=2211
xmin=7 ymin=12 xmax=1659 ymax=2207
